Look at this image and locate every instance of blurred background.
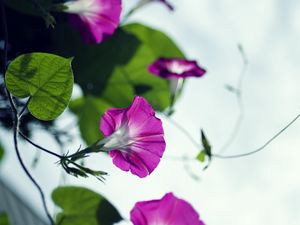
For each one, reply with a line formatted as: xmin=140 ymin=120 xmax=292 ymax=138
xmin=1 ymin=0 xmax=300 ymax=224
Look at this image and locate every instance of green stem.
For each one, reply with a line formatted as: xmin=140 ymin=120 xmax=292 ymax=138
xmin=121 ymin=0 xmax=149 ymax=24
xmin=1 ymin=1 xmax=54 ymax=224
xmin=213 ymin=113 xmax=300 ymax=159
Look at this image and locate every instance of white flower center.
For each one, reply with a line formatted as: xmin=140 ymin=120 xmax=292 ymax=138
xmin=167 ymin=61 xmax=192 ymax=74
xmin=169 ymin=78 xmax=179 ymax=95
xmin=100 ymin=125 xmax=135 ymax=151
xmin=64 ymin=0 xmax=101 ymax=16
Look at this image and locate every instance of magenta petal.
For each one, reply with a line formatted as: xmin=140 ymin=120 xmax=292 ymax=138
xmin=148 ymin=58 xmax=206 ymax=79
xmin=126 ymin=146 xmax=161 ymax=178
xmin=109 ymin=150 xmax=130 ymax=172
xmin=100 ymin=96 xmax=166 ymax=178
xmin=65 ymin=0 xmax=122 ymax=44
xmin=100 ymin=108 xmax=126 ymax=136
xmin=130 ymin=193 xmax=205 ymax=225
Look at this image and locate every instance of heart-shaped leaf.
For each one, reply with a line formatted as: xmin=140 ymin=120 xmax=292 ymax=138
xmin=52 ymin=186 xmax=122 ymax=225
xmin=52 ymin=23 xmax=184 ymax=144
xmin=52 ymin=23 xmax=184 ymax=111
xmin=5 ymin=53 xmax=74 ymax=120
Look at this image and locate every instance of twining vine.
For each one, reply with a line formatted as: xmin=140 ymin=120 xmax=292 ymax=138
xmin=0 ymin=1 xmax=299 ymax=225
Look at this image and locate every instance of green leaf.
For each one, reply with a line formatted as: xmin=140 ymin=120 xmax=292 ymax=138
xmin=5 ymin=53 xmax=74 ymax=121
xmin=196 ymin=150 xmax=206 ymax=162
xmin=52 ymin=23 xmax=184 ymax=111
xmin=69 ymin=96 xmax=112 ymax=145
xmin=125 ymin=23 xmax=183 ymax=57
xmin=52 ymin=23 xmax=184 ymax=144
xmin=201 ymin=129 xmax=211 ymax=158
xmin=52 ymin=186 xmax=122 ymax=225
xmin=0 ymin=143 xmax=4 ymax=163
xmin=0 ymin=212 xmax=10 ymax=225
xmin=197 ymin=130 xmax=212 ymax=170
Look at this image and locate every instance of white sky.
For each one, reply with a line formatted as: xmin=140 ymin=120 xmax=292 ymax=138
xmin=1 ymin=0 xmax=300 ymax=224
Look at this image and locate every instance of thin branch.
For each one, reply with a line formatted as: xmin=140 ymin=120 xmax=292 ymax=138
xmin=213 ymin=113 xmax=300 ymax=159
xmin=162 ymin=113 xmax=201 ymax=150
xmin=121 ymin=0 xmax=148 ymax=24
xmin=218 ymin=44 xmax=248 ymax=154
xmin=19 ymin=131 xmax=63 ymax=159
xmin=163 ymin=111 xmax=300 ymax=161
xmin=12 ymin=117 xmax=54 ymax=225
xmin=1 ymin=2 xmax=54 ymax=224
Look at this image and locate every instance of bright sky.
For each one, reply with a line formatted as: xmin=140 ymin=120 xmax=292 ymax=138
xmin=1 ymin=0 xmax=300 ymax=225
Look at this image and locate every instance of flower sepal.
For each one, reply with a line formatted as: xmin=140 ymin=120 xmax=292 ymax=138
xmin=51 ymin=3 xmax=69 ymax=12
xmin=68 ymin=141 xmax=106 ymax=161
xmin=60 ymin=143 xmax=108 ymax=181
xmin=60 ymin=157 xmax=108 ymax=181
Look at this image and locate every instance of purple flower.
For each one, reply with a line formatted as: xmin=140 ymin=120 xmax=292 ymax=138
xmin=99 ymin=96 xmax=166 ymax=178
xmin=130 ymin=192 xmax=205 ymax=225
xmin=63 ymin=0 xmax=122 ymax=44
xmin=148 ymin=58 xmax=206 ymax=108
xmin=148 ymin=58 xmax=206 ymax=79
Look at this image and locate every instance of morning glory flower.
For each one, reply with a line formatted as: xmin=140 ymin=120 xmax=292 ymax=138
xmin=62 ymin=0 xmax=122 ymax=44
xmin=99 ymin=96 xmax=166 ymax=178
xmin=148 ymin=58 xmax=206 ymax=111
xmin=130 ymin=192 xmax=205 ymax=225
xmin=148 ymin=58 xmax=206 ymax=79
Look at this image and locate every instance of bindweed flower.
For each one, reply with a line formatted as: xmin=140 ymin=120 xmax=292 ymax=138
xmin=130 ymin=192 xmax=205 ymax=225
xmin=99 ymin=96 xmax=166 ymax=178
xmin=148 ymin=58 xmax=206 ymax=79
xmin=62 ymin=0 xmax=122 ymax=44
xmin=148 ymin=58 xmax=206 ymax=112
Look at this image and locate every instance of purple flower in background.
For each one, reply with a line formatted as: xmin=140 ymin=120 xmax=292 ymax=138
xmin=148 ymin=58 xmax=206 ymax=109
xmin=130 ymin=192 xmax=205 ymax=225
xmin=63 ymin=0 xmax=122 ymax=44
xmin=99 ymin=96 xmax=166 ymax=178
xmin=148 ymin=58 xmax=206 ymax=79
